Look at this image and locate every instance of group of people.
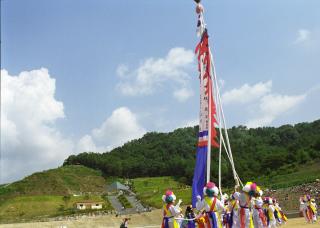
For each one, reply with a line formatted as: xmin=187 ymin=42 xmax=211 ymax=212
xmin=299 ymin=194 xmax=318 ymax=223
xmin=161 ymin=181 xmax=288 ymax=228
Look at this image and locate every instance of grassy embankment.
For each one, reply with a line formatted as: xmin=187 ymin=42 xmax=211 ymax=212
xmin=0 ymin=195 xmax=112 ymax=223
xmin=255 ymin=161 xmax=320 ymax=189
xmin=132 ymin=161 xmax=320 ymax=210
xmin=0 ymin=165 xmax=112 ymax=223
xmin=132 ymin=176 xmax=191 ymax=208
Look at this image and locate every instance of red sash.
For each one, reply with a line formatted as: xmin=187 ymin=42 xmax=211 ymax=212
xmin=210 ymin=197 xmax=217 ymax=212
xmin=204 ymin=197 xmax=217 ymax=228
xmin=255 ymin=206 xmax=267 ymax=226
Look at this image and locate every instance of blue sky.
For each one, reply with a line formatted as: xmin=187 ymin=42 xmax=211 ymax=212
xmin=1 ymin=0 xmax=320 ymax=183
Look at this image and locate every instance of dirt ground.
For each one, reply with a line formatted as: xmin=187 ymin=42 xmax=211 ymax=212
xmin=0 ymin=210 xmax=318 ymax=228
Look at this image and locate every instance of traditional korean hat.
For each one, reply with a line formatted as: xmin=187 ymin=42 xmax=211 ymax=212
xmin=162 ymin=190 xmax=176 ymax=203
xmin=256 ymin=186 xmax=263 ymax=197
xmin=243 ymin=182 xmax=257 ymax=196
xmin=203 ymin=182 xmax=219 ymax=197
xmin=264 ymin=197 xmax=273 ymax=205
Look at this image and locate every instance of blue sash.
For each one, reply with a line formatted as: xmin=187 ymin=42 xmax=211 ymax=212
xmin=208 ymin=211 xmax=218 ymax=228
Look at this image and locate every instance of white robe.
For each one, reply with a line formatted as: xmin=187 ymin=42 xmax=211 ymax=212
xmin=196 ymin=196 xmax=224 ymax=228
xmin=253 ymin=197 xmax=266 ymax=228
xmin=310 ymin=201 xmax=317 ymax=222
xmin=228 ymin=199 xmax=240 ymax=228
xmin=163 ymin=204 xmax=181 ymax=228
xmin=233 ymin=192 xmax=252 ymax=228
xmin=267 ymin=205 xmax=276 ymax=228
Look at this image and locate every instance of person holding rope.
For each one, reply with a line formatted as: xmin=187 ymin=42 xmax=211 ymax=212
xmin=196 ymin=181 xmax=225 ymax=228
xmin=161 ymin=190 xmax=183 ymax=228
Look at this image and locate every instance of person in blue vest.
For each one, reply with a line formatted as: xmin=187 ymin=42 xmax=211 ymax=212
xmin=196 ymin=181 xmax=225 ymax=228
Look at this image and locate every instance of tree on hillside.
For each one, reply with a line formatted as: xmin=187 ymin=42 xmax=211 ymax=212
xmin=63 ymin=120 xmax=320 ymax=187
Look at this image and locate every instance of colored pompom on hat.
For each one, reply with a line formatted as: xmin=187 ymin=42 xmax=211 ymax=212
xmin=162 ymin=190 xmax=176 ymax=203
xmin=203 ymin=182 xmax=219 ymax=197
xmin=243 ymin=181 xmax=257 ymax=196
xmin=256 ymin=186 xmax=263 ymax=197
xmin=264 ymin=197 xmax=273 ymax=205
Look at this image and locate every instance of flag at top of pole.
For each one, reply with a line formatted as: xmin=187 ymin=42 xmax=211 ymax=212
xmin=192 ymin=0 xmax=219 ymax=207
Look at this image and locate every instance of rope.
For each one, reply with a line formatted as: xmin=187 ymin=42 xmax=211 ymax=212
xmin=210 ymin=48 xmax=241 ymax=188
xmin=173 ymin=217 xmax=197 ymax=221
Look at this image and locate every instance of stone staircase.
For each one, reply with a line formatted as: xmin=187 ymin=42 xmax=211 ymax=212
xmin=107 ymin=194 xmax=147 ymax=215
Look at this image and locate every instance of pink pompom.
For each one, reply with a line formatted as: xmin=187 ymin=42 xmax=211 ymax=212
xmin=166 ymin=190 xmax=173 ymax=196
xmin=206 ymin=182 xmax=215 ymax=189
xmin=251 ymin=183 xmax=257 ymax=190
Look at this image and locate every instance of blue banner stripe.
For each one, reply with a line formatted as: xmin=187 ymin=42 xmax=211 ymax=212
xmin=192 ymin=146 xmax=207 ymax=207
xmin=198 ymin=130 xmax=208 ymax=137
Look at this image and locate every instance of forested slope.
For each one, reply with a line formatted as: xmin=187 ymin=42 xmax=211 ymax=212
xmin=64 ymin=120 xmax=320 ymax=187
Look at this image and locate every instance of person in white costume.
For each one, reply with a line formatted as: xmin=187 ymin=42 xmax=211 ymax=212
xmin=161 ymin=190 xmax=182 ymax=228
xmin=227 ymin=192 xmax=240 ymax=228
xmin=299 ymin=196 xmax=308 ymax=222
xmin=309 ymin=198 xmax=317 ymax=222
xmin=252 ymin=186 xmax=267 ymax=228
xmin=196 ymin=182 xmax=225 ymax=228
xmin=233 ymin=182 xmax=256 ymax=228
xmin=264 ymin=197 xmax=276 ymax=228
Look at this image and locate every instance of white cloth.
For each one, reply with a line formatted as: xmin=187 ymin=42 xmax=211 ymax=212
xmin=253 ymin=197 xmax=266 ymax=228
xmin=164 ymin=204 xmax=181 ymax=227
xmin=228 ymin=200 xmax=240 ymax=228
xmin=196 ymin=197 xmax=225 ymax=212
xmin=233 ymin=192 xmax=252 ymax=228
xmin=311 ymin=202 xmax=317 ymax=222
xmin=267 ymin=205 xmax=276 ymax=228
xmin=196 ymin=196 xmax=224 ymax=228
xmin=300 ymin=201 xmax=309 ymax=222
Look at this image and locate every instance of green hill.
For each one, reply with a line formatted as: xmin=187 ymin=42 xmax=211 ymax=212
xmin=131 ymin=161 xmax=320 ymax=210
xmin=0 ymin=165 xmax=107 ymax=201
xmin=64 ymin=119 xmax=320 ymax=187
xmin=0 ymin=165 xmax=112 ymax=223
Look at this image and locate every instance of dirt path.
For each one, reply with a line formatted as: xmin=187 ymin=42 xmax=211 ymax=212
xmin=0 ymin=211 xmax=318 ymax=228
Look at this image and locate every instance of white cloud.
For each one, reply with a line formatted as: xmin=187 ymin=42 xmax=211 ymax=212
xmin=173 ymin=87 xmax=194 ymax=102
xmin=246 ymin=93 xmax=306 ymax=128
xmin=222 ymin=80 xmax=307 ymax=128
xmin=116 ymin=47 xmax=195 ymax=102
xmin=1 ymin=68 xmax=74 ymax=183
xmin=1 ymin=68 xmax=148 ymax=183
xmin=116 ymin=64 xmax=129 ymax=78
xmin=76 ymin=107 xmax=146 ymax=153
xmin=294 ymin=29 xmax=311 ymax=44
xmin=222 ymin=81 xmax=272 ymax=104
xmin=76 ymin=135 xmax=100 ymax=153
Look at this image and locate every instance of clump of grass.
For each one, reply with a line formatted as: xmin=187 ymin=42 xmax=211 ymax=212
xmin=117 ymin=195 xmax=132 ymax=209
xmin=132 ymin=176 xmax=191 ymax=208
